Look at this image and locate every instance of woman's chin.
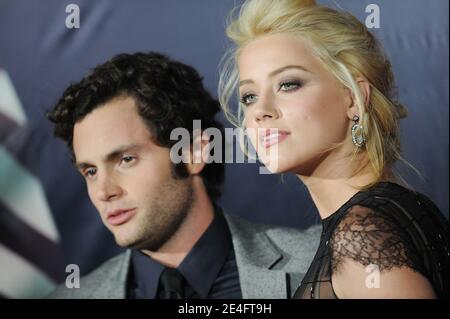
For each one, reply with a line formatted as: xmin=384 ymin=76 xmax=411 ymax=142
xmin=258 ymin=158 xmax=292 ymax=175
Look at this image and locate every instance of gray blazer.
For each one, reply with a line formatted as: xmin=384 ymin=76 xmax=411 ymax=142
xmin=49 ymin=212 xmax=321 ymax=299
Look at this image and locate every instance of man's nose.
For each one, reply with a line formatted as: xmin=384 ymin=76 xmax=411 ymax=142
xmin=95 ymin=174 xmax=122 ymax=202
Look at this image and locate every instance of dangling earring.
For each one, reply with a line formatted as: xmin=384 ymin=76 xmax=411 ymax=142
xmin=351 ymin=115 xmax=366 ymax=148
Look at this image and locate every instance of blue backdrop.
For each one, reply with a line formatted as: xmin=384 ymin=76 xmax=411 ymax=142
xmin=0 ymin=0 xmax=448 ymax=298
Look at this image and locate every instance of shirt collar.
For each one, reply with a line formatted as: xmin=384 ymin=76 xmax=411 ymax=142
xmin=130 ymin=205 xmax=232 ymax=299
xmin=178 ymin=206 xmax=232 ymax=298
xmin=130 ymin=249 xmax=164 ymax=299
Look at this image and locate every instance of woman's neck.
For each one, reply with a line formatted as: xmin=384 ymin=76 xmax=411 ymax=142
xmin=299 ymin=173 xmax=377 ymax=220
xmin=296 ymin=151 xmax=394 ymax=220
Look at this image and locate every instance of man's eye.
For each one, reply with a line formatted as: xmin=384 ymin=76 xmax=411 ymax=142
xmin=279 ymin=81 xmax=302 ymax=91
xmin=84 ymin=168 xmax=97 ymax=177
xmin=120 ymin=156 xmax=136 ymax=165
xmin=240 ymin=93 xmax=258 ymax=106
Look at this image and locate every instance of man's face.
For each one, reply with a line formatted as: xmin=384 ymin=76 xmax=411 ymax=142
xmin=73 ymin=95 xmax=193 ymax=251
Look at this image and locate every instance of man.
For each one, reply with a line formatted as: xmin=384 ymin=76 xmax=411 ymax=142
xmin=47 ymin=52 xmax=321 ymax=299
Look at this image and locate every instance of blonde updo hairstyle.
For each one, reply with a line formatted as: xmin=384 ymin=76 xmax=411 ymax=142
xmin=219 ymin=0 xmax=409 ymax=188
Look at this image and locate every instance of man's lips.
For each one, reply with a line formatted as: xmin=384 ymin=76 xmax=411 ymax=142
xmin=106 ymin=208 xmax=136 ymax=226
xmin=259 ymin=129 xmax=290 ymax=148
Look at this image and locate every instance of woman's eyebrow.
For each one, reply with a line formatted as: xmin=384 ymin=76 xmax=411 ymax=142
xmin=239 ymin=64 xmax=311 ymax=87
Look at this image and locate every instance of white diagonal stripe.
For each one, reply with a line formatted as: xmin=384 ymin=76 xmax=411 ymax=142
xmin=0 ymin=244 xmax=56 ymax=298
xmin=0 ymin=69 xmax=27 ymax=125
xmin=0 ymin=146 xmax=59 ymax=241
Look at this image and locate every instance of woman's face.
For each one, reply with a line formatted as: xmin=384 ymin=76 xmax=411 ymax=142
xmin=239 ymin=33 xmax=355 ymax=175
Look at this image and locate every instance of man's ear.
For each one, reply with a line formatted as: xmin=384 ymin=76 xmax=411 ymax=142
xmin=185 ymin=130 xmax=211 ymax=175
xmin=347 ymin=76 xmax=371 ymax=119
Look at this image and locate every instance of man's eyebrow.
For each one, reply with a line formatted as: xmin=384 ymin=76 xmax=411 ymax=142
xmin=75 ymin=162 xmax=90 ymax=172
xmin=239 ymin=65 xmax=311 ymax=87
xmin=75 ymin=144 xmax=142 ymax=171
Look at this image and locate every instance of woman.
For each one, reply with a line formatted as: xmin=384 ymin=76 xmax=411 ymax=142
xmin=219 ymin=0 xmax=449 ymax=298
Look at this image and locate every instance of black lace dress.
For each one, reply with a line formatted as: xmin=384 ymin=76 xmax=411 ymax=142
xmin=293 ymin=182 xmax=449 ymax=299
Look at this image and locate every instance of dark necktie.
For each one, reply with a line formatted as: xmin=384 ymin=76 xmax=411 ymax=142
xmin=158 ymin=268 xmax=185 ymax=299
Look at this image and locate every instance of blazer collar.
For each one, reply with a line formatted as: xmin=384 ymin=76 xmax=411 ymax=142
xmin=223 ymin=212 xmax=304 ymax=298
xmin=90 ymin=249 xmax=131 ymax=298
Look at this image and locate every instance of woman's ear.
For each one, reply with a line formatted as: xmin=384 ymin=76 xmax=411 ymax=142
xmin=347 ymin=76 xmax=371 ymax=119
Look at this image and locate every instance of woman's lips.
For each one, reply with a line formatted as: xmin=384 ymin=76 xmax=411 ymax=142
xmin=106 ymin=208 xmax=136 ymax=226
xmin=260 ymin=130 xmax=290 ymax=148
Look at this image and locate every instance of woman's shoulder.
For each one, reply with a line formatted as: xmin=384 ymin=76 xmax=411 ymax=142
xmin=330 ymin=203 xmax=419 ymax=274
xmin=327 ymin=182 xmax=448 ymax=298
xmin=329 ymin=202 xmax=439 ymax=298
xmin=336 ymin=181 xmax=447 ymax=229
xmin=349 ymin=181 xmax=433 ymax=208
xmin=330 ymin=182 xmax=447 ymax=264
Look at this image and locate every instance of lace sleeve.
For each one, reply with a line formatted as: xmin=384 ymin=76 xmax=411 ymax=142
xmin=330 ymin=205 xmax=421 ymax=274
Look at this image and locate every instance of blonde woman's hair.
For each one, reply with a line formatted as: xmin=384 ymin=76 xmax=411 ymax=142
xmin=218 ymin=0 xmax=412 ymax=188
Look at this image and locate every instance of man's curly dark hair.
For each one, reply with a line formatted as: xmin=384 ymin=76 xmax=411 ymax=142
xmin=47 ymin=52 xmax=225 ymax=199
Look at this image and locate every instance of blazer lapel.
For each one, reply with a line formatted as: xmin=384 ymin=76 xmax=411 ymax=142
xmin=89 ymin=249 xmax=131 ymax=298
xmin=223 ymin=212 xmax=304 ymax=298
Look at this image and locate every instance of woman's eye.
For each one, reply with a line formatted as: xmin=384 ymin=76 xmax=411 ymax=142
xmin=279 ymin=81 xmax=302 ymax=91
xmin=240 ymin=93 xmax=258 ymax=106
